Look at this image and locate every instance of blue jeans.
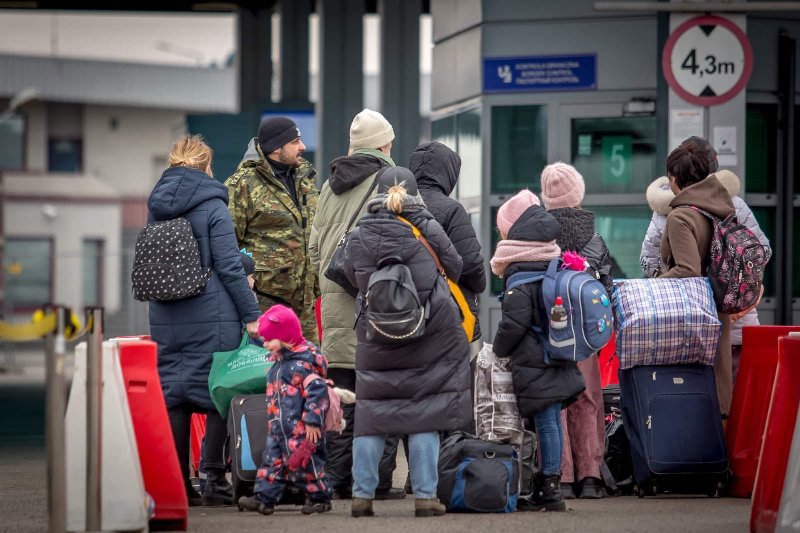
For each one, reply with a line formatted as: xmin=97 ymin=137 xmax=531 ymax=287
xmin=533 ymin=403 xmax=563 ymax=477
xmin=353 ymin=432 xmax=439 ymax=499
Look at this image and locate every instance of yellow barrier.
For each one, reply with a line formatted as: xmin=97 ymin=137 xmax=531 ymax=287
xmin=0 ymin=308 xmax=89 ymax=342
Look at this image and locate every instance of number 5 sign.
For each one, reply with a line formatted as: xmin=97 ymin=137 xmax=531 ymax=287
xmin=602 ymin=136 xmax=631 ymax=185
xmin=663 ymin=15 xmax=753 ymax=107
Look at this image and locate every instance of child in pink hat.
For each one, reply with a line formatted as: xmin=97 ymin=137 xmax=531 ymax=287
xmin=540 ymin=161 xmax=614 ymax=500
xmin=238 ymin=304 xmax=334 ymax=516
xmin=490 ymin=191 xmax=585 ymax=512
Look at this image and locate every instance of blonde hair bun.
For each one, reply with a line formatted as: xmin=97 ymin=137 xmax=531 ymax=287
xmin=168 ymin=134 xmax=213 ymax=172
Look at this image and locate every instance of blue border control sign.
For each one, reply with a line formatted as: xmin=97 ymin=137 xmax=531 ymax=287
xmin=484 ymin=54 xmax=597 ymax=93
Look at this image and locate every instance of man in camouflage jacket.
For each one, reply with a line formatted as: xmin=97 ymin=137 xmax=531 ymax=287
xmin=225 ymin=117 xmax=320 ymax=342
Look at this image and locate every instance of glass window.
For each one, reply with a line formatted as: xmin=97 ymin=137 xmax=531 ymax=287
xmin=82 ymin=240 xmax=103 ymax=307
xmin=48 ymin=139 xmax=83 ymax=172
xmin=571 ymin=116 xmax=657 ymax=195
xmin=431 ymin=116 xmax=456 ymax=152
xmin=456 ymin=109 xmax=482 ymax=199
xmin=491 ymin=105 xmax=547 ymax=194
xmin=593 ymin=206 xmax=653 ymax=280
xmin=0 ymin=114 xmax=25 ymax=171
xmin=746 ymin=104 xmax=778 ymax=193
xmin=4 ymin=238 xmax=53 ymax=311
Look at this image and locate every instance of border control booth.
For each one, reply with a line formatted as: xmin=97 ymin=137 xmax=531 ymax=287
xmin=429 ymin=0 xmax=800 ymax=338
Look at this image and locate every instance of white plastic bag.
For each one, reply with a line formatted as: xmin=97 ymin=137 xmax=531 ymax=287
xmin=474 ymin=343 xmax=524 ymax=445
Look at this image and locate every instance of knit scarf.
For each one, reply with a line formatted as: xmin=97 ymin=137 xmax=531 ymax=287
xmin=367 ymin=192 xmax=427 ymax=214
xmin=490 ymin=240 xmax=562 ymax=277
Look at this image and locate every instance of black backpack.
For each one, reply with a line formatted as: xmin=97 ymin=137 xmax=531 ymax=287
xmin=364 ymin=259 xmax=426 ymax=343
xmin=131 ymin=217 xmax=212 ymax=302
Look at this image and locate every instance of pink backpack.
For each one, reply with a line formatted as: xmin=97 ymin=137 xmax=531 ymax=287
xmin=679 ymin=206 xmax=766 ymax=314
xmin=303 ymin=373 xmax=345 ymax=434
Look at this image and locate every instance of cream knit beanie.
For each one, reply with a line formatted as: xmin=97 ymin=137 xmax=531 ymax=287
xmin=349 ymin=109 xmax=395 ymax=150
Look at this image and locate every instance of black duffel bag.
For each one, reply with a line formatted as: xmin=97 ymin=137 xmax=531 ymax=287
xmin=437 ymin=432 xmax=519 ymax=513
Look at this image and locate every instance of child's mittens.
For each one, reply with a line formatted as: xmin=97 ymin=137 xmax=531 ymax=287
xmin=287 ymin=438 xmax=316 ymax=471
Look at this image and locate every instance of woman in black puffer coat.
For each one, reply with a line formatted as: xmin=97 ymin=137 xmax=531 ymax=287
xmin=410 ymin=141 xmax=487 ymax=340
xmin=343 ymin=167 xmax=470 ymax=518
xmin=490 ymin=190 xmax=585 ymax=512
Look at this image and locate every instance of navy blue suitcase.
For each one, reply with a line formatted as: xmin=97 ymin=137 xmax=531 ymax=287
xmin=619 ymin=364 xmax=729 ymax=497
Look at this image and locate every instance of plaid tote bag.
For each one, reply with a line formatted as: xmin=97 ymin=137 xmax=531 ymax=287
xmin=612 ymin=277 xmax=721 ymax=369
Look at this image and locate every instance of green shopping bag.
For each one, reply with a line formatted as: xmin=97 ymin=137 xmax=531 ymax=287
xmin=208 ymin=333 xmax=272 ymax=418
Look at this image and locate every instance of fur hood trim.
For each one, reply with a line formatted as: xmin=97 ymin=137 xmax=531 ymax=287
xmin=646 ymin=176 xmax=673 ymax=216
xmin=646 ymin=171 xmax=741 ymax=215
xmin=715 ymin=169 xmax=741 ymax=197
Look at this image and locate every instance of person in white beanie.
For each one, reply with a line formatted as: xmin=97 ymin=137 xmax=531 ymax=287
xmin=309 ymin=108 xmax=406 ymax=501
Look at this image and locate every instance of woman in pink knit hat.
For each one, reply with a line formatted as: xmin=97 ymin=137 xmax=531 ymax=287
xmin=540 ymin=162 xmax=614 ymax=500
xmin=491 ymin=190 xmax=585 ymax=512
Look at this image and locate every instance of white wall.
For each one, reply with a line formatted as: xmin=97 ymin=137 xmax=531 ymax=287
xmin=83 ymin=105 xmax=186 ymax=197
xmin=4 ymin=200 xmax=121 ymax=314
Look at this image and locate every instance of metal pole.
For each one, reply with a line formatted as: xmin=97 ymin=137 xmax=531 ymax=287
xmin=85 ymin=307 xmax=104 ymax=531
xmin=46 ymin=306 xmax=67 ymax=533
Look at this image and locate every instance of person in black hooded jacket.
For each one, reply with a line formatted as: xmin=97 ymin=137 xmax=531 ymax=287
xmin=490 ymin=190 xmax=585 ymax=512
xmin=540 ymin=162 xmax=613 ymax=500
xmin=342 ymin=167 xmax=470 ymax=518
xmin=409 ymin=141 xmax=487 ymax=340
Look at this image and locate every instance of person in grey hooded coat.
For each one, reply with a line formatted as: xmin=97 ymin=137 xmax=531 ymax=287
xmin=640 ymin=169 xmax=772 ymax=382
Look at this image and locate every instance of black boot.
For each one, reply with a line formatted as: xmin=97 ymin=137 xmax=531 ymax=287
xmin=202 ymin=468 xmax=234 ymax=506
xmin=185 ymin=481 xmax=203 ymax=507
xmin=301 ymin=496 xmax=332 ymax=515
xmin=238 ymin=495 xmax=274 ymax=515
xmin=517 ymin=474 xmax=566 ymax=512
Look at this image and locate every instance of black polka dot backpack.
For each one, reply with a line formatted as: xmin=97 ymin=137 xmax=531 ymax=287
xmin=131 ymin=217 xmax=212 ymax=302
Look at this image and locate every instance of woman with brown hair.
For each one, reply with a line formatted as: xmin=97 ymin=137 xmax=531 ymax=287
xmin=146 ymin=135 xmax=260 ymax=506
xmin=659 ymin=140 xmax=735 ymax=415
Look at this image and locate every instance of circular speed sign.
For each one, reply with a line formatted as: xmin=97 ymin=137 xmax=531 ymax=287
xmin=662 ymin=15 xmax=753 ymax=107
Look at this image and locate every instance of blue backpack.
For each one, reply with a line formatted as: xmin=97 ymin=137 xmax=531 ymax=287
xmin=504 ymin=258 xmax=613 ymax=363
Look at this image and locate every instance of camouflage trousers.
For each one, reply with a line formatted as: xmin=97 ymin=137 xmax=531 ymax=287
xmin=256 ymin=292 xmax=319 ymax=345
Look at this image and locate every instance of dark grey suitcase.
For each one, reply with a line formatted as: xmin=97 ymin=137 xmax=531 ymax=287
xmin=227 ymin=394 xmax=303 ymax=504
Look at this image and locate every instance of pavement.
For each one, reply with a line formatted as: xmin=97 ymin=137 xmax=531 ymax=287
xmin=0 ymin=348 xmax=753 ymax=533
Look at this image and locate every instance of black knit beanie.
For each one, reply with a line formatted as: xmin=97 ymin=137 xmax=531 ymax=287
xmin=258 ymin=117 xmax=301 ymax=155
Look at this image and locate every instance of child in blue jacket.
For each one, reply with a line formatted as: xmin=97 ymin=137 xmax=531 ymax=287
xmin=237 ymin=304 xmax=333 ymax=515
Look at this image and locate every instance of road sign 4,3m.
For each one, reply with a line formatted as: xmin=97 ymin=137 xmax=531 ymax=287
xmin=663 ymin=15 xmax=753 ymax=107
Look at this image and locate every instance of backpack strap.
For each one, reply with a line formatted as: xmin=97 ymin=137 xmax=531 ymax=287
xmin=397 ymin=216 xmax=446 ymax=276
xmin=541 ymin=258 xmax=561 ymax=308
xmin=505 ymin=272 xmax=546 ymax=292
xmin=303 ymin=372 xmax=326 ymax=390
xmin=339 ymin=167 xmax=389 ymax=242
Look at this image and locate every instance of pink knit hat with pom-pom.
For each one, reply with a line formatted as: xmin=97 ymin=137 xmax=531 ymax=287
xmin=497 ymin=189 xmax=540 ymax=239
xmin=541 ymin=162 xmax=585 ymax=209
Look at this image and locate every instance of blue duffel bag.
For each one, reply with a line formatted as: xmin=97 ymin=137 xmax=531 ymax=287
xmin=437 ymin=432 xmax=519 ymax=513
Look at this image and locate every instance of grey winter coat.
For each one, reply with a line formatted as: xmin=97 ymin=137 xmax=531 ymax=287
xmin=342 ymin=205 xmax=471 ymax=437
xmin=410 ymin=142 xmax=487 ymax=339
xmin=640 ymin=173 xmax=772 ymax=345
xmin=147 ymin=166 xmax=261 ymax=410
